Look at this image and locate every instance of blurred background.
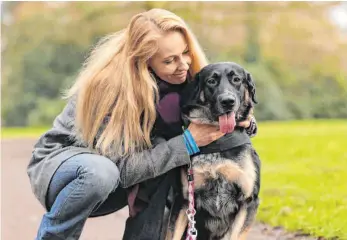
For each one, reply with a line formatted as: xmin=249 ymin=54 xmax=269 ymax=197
xmin=1 ymin=1 xmax=347 ymax=125
xmin=1 ymin=2 xmax=347 ymax=240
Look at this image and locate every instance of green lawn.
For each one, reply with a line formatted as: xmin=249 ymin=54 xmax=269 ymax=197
xmin=2 ymin=120 xmax=347 ymax=238
xmin=1 ymin=126 xmax=49 ymax=138
xmin=252 ymin=120 xmax=347 ymax=239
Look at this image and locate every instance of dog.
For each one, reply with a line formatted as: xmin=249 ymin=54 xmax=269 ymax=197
xmin=166 ymin=62 xmax=261 ymax=240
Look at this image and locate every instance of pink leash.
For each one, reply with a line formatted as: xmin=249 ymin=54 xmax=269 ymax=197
xmin=185 ymin=163 xmax=197 ymax=240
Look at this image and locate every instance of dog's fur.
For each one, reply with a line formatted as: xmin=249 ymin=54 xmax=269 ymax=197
xmin=166 ymin=62 xmax=261 ymax=240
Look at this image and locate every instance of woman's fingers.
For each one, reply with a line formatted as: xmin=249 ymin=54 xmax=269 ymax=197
xmin=237 ymin=119 xmax=251 ymax=128
xmin=187 ymin=123 xmax=225 ymax=147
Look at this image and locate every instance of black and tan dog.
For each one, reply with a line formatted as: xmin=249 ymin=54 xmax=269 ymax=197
xmin=166 ymin=62 xmax=261 ymax=240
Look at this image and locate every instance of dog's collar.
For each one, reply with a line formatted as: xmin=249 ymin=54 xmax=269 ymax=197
xmin=198 ymin=128 xmax=251 ymax=154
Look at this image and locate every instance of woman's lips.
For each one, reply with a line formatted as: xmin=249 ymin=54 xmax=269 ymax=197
xmin=174 ymin=72 xmax=187 ymax=78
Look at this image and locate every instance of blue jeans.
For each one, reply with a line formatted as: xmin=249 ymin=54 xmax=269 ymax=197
xmin=36 ymin=153 xmax=127 ymax=240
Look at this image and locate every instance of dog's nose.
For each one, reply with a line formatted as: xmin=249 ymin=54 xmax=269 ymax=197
xmin=220 ymin=96 xmax=235 ymax=108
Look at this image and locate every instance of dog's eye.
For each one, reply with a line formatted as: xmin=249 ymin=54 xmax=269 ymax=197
xmin=207 ymin=79 xmax=217 ymax=85
xmin=232 ymin=77 xmax=241 ymax=83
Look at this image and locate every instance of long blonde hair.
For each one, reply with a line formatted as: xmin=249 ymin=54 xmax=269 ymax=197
xmin=66 ymin=8 xmax=208 ymax=158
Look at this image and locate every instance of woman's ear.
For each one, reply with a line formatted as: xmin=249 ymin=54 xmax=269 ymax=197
xmin=148 ymin=67 xmax=156 ymax=79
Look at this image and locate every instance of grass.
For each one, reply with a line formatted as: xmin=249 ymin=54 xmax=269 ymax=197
xmin=252 ymin=119 xmax=347 ymax=239
xmin=1 ymin=126 xmax=49 ymax=139
xmin=2 ymin=120 xmax=347 ymax=238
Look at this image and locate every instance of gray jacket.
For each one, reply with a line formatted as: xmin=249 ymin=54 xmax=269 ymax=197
xmin=27 ymin=97 xmax=190 ymax=209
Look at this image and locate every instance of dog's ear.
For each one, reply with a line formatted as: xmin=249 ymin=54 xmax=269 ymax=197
xmin=180 ymin=71 xmax=202 ymax=107
xmin=245 ymin=72 xmax=258 ymax=104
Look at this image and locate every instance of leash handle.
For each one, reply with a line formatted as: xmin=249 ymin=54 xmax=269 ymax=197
xmin=185 ymin=163 xmax=197 ymax=240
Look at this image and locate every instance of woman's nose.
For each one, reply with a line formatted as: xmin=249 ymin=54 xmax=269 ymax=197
xmin=178 ymin=57 xmax=190 ymax=71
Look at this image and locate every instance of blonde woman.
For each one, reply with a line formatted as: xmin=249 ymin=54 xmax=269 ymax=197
xmin=27 ymin=8 xmax=257 ymax=239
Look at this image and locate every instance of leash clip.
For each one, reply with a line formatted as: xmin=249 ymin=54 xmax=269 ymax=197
xmin=187 ymin=163 xmax=194 ymax=181
xmin=185 ymin=163 xmax=197 ymax=239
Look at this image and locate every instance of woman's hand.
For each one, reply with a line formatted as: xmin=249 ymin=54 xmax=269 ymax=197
xmin=187 ymin=122 xmax=225 ymax=147
xmin=238 ymin=117 xmax=253 ymax=128
xmin=237 ymin=108 xmax=253 ymax=128
xmin=187 ymin=108 xmax=258 ymax=147
xmin=237 ymin=108 xmax=258 ymax=137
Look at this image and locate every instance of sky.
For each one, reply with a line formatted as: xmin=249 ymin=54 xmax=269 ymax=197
xmin=329 ymin=2 xmax=347 ymax=31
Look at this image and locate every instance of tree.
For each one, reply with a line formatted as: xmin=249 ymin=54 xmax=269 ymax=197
xmin=2 ymin=2 xmax=346 ymax=126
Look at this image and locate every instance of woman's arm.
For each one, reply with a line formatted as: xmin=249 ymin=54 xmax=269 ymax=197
xmin=113 ymin=135 xmax=190 ymax=188
xmin=112 ymin=116 xmax=257 ymax=188
xmin=112 ymin=122 xmax=224 ymax=188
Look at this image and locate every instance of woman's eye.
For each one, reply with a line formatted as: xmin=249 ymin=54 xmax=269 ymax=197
xmin=164 ymin=59 xmax=173 ymax=65
xmin=183 ymin=49 xmax=190 ymax=55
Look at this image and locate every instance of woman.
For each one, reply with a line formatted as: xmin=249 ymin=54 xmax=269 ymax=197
xmin=27 ymin=8 xmax=257 ymax=239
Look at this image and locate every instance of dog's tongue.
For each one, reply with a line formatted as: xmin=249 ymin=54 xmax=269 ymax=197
xmin=219 ymin=112 xmax=236 ymax=134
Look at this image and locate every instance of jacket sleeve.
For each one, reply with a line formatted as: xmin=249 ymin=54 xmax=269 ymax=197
xmin=58 ymin=96 xmax=190 ymax=188
xmin=113 ymin=135 xmax=190 ymax=188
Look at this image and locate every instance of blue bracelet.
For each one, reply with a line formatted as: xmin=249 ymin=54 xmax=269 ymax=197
xmin=184 ymin=130 xmax=200 ymax=153
xmin=183 ymin=133 xmax=194 ymax=155
xmin=183 ymin=129 xmax=200 ymax=155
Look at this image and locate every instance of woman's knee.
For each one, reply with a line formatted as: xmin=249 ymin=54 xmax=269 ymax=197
xmin=75 ymin=154 xmax=120 ymax=199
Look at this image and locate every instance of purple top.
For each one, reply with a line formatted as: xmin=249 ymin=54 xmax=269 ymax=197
xmin=152 ymin=77 xmax=188 ymax=140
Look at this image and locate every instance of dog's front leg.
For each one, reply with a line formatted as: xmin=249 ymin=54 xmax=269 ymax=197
xmin=238 ymin=197 xmax=259 ymax=240
xmin=228 ymin=205 xmax=248 ymax=240
xmin=227 ymin=197 xmax=259 ymax=240
xmin=238 ymin=228 xmax=251 ymax=240
xmin=170 ymin=208 xmax=188 ymax=240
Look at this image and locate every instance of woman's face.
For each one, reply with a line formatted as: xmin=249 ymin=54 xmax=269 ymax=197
xmin=148 ymin=31 xmax=192 ymax=84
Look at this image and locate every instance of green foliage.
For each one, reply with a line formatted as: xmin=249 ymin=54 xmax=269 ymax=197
xmin=1 ymin=39 xmax=86 ymax=126
xmin=244 ymin=2 xmax=260 ymax=64
xmin=1 ymin=2 xmax=346 ymax=127
xmin=27 ymin=98 xmax=66 ymax=126
xmin=242 ymin=63 xmax=294 ymax=120
xmin=253 ymin=120 xmax=347 ymax=239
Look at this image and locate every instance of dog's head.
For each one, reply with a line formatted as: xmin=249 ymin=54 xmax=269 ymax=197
xmin=181 ymin=62 xmax=257 ymax=134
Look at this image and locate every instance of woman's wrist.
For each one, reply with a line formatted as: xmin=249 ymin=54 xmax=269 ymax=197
xmin=183 ymin=129 xmax=200 ymax=156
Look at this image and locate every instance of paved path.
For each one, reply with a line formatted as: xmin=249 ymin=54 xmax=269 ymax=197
xmin=1 ymin=139 xmax=317 ymax=240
